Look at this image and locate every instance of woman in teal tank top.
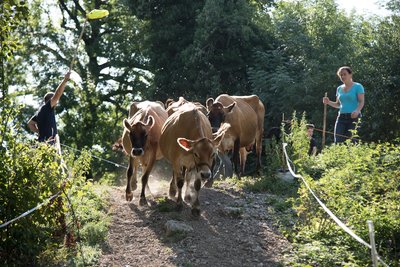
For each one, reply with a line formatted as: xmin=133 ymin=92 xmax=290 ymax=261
xmin=322 ymin=66 xmax=365 ymax=143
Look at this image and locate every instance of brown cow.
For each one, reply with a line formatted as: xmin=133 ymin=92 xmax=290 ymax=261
xmin=159 ymin=102 xmax=226 ymax=216
xmin=206 ymin=94 xmax=265 ymax=176
xmin=121 ymin=101 xmax=168 ymax=205
xmin=165 ymin=96 xmax=207 ymax=116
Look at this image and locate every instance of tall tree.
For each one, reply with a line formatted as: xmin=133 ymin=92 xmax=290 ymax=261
xmin=359 ymin=7 xmax=400 ymax=141
xmin=128 ymin=0 xmax=275 ymax=102
xmin=10 ymin=0 xmax=149 ymax=150
xmin=0 ymin=0 xmax=29 ymax=99
xmin=249 ymin=0 xmax=360 ymax=132
xmin=184 ymin=0 xmax=274 ymax=100
xmin=127 ymin=0 xmax=206 ymax=100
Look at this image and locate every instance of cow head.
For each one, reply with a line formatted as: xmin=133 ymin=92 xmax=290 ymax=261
xmin=177 ymin=133 xmax=225 ymax=180
xmin=123 ymin=116 xmax=154 ymax=157
xmin=206 ymin=98 xmax=236 ymax=133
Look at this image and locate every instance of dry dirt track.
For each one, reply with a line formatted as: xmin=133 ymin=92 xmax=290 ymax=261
xmin=99 ymin=164 xmax=291 ymax=267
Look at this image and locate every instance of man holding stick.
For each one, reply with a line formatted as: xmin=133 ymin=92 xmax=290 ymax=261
xmin=28 ymin=71 xmax=71 ymax=144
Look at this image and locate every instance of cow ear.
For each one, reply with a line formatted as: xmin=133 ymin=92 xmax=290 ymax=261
xmin=123 ymin=118 xmax=131 ymax=132
xmin=225 ymin=102 xmax=236 ymax=113
xmin=145 ymin=116 xmax=155 ymax=127
xmin=177 ymin=138 xmax=193 ymax=152
xmin=165 ymin=98 xmax=174 ymax=108
xmin=206 ymin=98 xmax=214 ymax=111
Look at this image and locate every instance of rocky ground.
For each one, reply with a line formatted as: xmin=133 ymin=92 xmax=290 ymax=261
xmin=99 ymin=163 xmax=292 ymax=267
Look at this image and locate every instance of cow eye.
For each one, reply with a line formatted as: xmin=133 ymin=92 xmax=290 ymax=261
xmin=194 ymin=152 xmax=200 ymax=158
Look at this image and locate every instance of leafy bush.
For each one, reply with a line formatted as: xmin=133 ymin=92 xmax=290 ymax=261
xmin=0 ymin=99 xmax=110 ymax=266
xmin=284 ymin=115 xmax=400 ymax=266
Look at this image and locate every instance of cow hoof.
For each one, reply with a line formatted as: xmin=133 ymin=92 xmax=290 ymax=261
xmin=126 ymin=192 xmax=133 ymax=202
xmin=139 ymin=197 xmax=148 ymax=206
xmin=191 ymin=208 xmax=201 ymax=217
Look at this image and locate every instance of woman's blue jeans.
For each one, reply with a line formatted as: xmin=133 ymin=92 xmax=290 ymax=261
xmin=334 ymin=113 xmax=360 ymax=143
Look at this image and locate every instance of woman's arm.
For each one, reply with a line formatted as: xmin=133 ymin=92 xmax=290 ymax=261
xmin=323 ymin=96 xmax=340 ymax=109
xmin=351 ymin=93 xmax=365 ymax=118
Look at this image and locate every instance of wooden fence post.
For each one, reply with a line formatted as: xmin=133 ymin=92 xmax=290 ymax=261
xmin=368 ymin=220 xmax=378 ymax=267
xmin=322 ymin=92 xmax=327 ymax=149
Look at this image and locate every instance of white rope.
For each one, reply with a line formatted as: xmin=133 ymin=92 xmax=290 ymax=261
xmin=0 ymin=192 xmax=61 ymax=229
xmin=60 ymin=143 xmax=128 ymax=169
xmin=1 ymin=138 xmax=70 ymax=229
xmin=282 ymin=143 xmax=390 ymax=267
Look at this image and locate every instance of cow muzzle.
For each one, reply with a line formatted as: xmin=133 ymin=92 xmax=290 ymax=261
xmin=200 ymin=169 xmax=211 ymax=180
xmin=131 ymin=148 xmax=144 ymax=156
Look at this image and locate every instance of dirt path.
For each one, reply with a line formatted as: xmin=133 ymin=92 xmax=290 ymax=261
xmin=99 ymin=168 xmax=290 ymax=267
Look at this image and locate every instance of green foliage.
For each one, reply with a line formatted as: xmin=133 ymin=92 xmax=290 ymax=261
xmin=285 ymin=118 xmax=400 ymax=266
xmin=0 ymin=0 xmax=29 ymax=98
xmin=357 ymin=13 xmax=400 ymax=141
xmin=0 ymin=0 xmax=28 ymax=61
xmin=8 ymin=0 xmax=149 ymax=181
xmin=0 ymin=101 xmax=110 ymax=266
xmin=128 ymin=0 xmax=274 ymax=101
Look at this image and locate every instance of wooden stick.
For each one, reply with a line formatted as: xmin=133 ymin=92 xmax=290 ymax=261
xmin=322 ymin=92 xmax=327 ymax=149
xmin=69 ymin=19 xmax=88 ymax=71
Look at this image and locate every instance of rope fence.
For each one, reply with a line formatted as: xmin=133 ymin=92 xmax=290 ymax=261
xmin=0 ymin=191 xmax=61 ymax=229
xmin=0 ymin=141 xmax=126 ymax=230
xmin=282 ymin=142 xmax=389 ymax=267
xmin=313 ymin=127 xmax=360 ymax=141
xmin=60 ymin=143 xmax=128 ymax=169
xmin=0 ymin=137 xmax=91 ymax=265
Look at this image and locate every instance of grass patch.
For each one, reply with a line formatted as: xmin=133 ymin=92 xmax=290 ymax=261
xmin=155 ymin=197 xmax=177 ymax=212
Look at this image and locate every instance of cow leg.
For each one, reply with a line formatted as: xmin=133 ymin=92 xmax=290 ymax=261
xmin=175 ymin=168 xmax=186 ymax=211
xmin=184 ymin=171 xmax=192 ymax=204
xmin=191 ymin=176 xmax=202 ymax=217
xmin=239 ymin=147 xmax=247 ymax=176
xmin=255 ymin=132 xmax=263 ymax=174
xmin=132 ymin=159 xmax=139 ymax=191
xmin=233 ymin=139 xmax=241 ymax=177
xmin=125 ymin=156 xmax=136 ymax=201
xmin=139 ymin=152 xmax=156 ymax=206
xmin=169 ymin=171 xmax=177 ymax=199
